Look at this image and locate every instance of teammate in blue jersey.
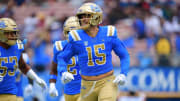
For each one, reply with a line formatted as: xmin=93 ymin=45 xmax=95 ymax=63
xmin=0 ymin=18 xmax=47 ymax=101
xmin=57 ymin=3 xmax=130 ymax=101
xmin=49 ymin=16 xmax=81 ymax=101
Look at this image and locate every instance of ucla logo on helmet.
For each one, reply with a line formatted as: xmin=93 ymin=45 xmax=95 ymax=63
xmin=0 ymin=21 xmax=6 ymax=28
xmin=90 ymin=5 xmax=101 ymax=12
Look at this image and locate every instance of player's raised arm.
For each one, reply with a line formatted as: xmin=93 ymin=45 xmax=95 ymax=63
xmin=49 ymin=61 xmax=58 ymax=82
xmin=113 ymin=39 xmax=130 ymax=75
xmin=18 ymin=54 xmax=47 ymax=89
xmin=57 ymin=42 xmax=75 ymax=83
xmin=49 ymin=42 xmax=60 ymax=97
xmin=49 ymin=44 xmax=59 ymax=83
xmin=110 ymin=26 xmax=130 ymax=85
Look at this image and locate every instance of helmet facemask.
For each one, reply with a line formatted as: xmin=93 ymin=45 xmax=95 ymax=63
xmin=4 ymin=31 xmax=19 ymax=45
xmin=77 ymin=13 xmax=92 ymax=30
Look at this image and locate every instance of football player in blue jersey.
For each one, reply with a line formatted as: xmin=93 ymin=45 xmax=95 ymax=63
xmin=49 ymin=16 xmax=81 ymax=101
xmin=0 ymin=18 xmax=47 ymax=101
xmin=57 ymin=2 xmax=130 ymax=101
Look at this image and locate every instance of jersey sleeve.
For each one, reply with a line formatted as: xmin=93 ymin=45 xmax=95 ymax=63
xmin=68 ymin=31 xmax=74 ymax=42
xmin=57 ymin=42 xmax=76 ymax=76
xmin=57 ymin=30 xmax=80 ymax=76
xmin=22 ymin=53 xmax=30 ymax=65
xmin=110 ymin=26 xmax=130 ymax=76
xmin=52 ymin=41 xmax=63 ymax=64
xmin=68 ymin=30 xmax=82 ymax=42
xmin=107 ymin=25 xmax=118 ymax=37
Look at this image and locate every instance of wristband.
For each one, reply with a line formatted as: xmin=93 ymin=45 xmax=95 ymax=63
xmin=49 ymin=75 xmax=57 ymax=80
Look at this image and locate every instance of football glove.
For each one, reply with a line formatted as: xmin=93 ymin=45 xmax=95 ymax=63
xmin=49 ymin=83 xmax=58 ymax=97
xmin=26 ymin=69 xmax=47 ymax=89
xmin=61 ymin=72 xmax=74 ymax=84
xmin=24 ymin=84 xmax=33 ymax=95
xmin=113 ymin=74 xmax=126 ymax=85
xmin=35 ymin=77 xmax=47 ymax=89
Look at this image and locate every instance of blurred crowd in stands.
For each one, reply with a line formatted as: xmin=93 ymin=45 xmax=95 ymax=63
xmin=1 ymin=0 xmax=180 ymax=73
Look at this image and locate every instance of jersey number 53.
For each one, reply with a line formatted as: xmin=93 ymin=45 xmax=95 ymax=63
xmin=0 ymin=56 xmax=18 ymax=78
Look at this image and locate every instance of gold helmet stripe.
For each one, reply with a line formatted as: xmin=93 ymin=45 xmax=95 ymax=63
xmin=55 ymin=41 xmax=63 ymax=51
xmin=107 ymin=25 xmax=115 ymax=36
xmin=70 ymin=30 xmax=81 ymax=41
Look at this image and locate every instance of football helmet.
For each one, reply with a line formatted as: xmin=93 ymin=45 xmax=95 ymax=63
xmin=0 ymin=18 xmax=19 ymax=45
xmin=63 ymin=16 xmax=80 ymax=39
xmin=76 ymin=2 xmax=103 ymax=29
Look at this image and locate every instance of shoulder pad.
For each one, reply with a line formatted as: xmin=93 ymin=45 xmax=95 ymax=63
xmin=107 ymin=25 xmax=116 ymax=37
xmin=54 ymin=41 xmax=63 ymax=51
xmin=69 ymin=30 xmax=81 ymax=41
xmin=16 ymin=40 xmax=24 ymax=49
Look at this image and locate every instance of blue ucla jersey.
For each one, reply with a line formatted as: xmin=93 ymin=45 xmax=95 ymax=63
xmin=58 ymin=26 xmax=130 ymax=76
xmin=53 ymin=40 xmax=81 ymax=95
xmin=0 ymin=41 xmax=24 ymax=95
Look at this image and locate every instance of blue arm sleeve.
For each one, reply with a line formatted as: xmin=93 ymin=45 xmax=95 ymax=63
xmin=52 ymin=45 xmax=58 ymax=64
xmin=57 ymin=42 xmax=75 ymax=76
xmin=112 ymin=37 xmax=130 ymax=76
